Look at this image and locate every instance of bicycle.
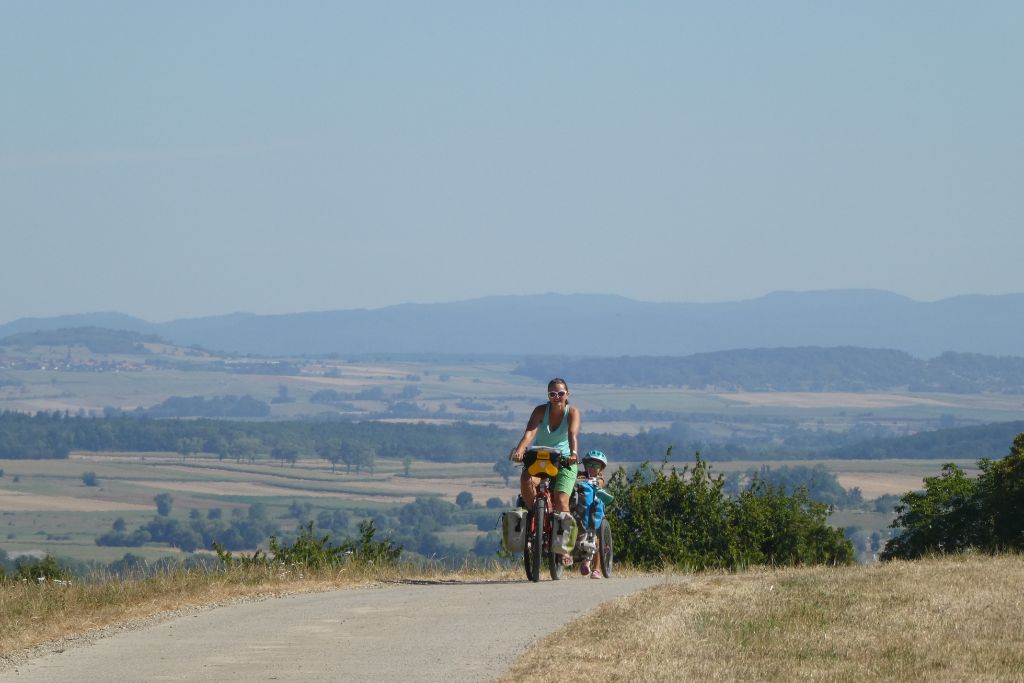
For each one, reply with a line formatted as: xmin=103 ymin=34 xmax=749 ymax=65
xmin=521 ymin=447 xmax=576 ymax=582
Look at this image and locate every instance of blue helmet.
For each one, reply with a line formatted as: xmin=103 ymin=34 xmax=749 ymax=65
xmin=583 ymin=450 xmax=607 ymax=467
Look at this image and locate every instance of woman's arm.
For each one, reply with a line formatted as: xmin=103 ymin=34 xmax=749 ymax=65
xmin=509 ymin=404 xmax=546 ymax=462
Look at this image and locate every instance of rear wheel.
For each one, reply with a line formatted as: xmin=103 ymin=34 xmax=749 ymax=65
xmin=599 ymin=519 xmax=613 ymax=578
xmin=524 ymin=499 xmax=544 ymax=582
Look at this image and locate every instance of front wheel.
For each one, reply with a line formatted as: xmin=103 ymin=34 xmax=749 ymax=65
xmin=599 ymin=519 xmax=613 ymax=578
xmin=524 ymin=499 xmax=545 ymax=582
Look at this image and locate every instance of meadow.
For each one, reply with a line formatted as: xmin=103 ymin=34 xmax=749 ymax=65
xmin=502 ymin=553 xmax=1024 ymax=682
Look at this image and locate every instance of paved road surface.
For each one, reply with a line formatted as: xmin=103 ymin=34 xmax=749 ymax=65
xmin=3 ymin=575 xmax=666 ymax=682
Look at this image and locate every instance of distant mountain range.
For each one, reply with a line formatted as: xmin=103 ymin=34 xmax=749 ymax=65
xmin=2 ymin=290 xmax=1023 ymax=358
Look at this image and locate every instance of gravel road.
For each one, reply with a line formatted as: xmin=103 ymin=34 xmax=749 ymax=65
xmin=2 ymin=575 xmax=666 ymax=682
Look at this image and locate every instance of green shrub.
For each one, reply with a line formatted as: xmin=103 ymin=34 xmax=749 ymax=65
xmin=216 ymin=520 xmax=401 ymax=569
xmin=12 ymin=555 xmax=69 ymax=583
xmin=607 ymin=453 xmax=853 ymax=570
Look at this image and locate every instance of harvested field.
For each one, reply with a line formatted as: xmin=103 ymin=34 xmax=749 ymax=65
xmin=0 ymin=490 xmax=152 ymax=512
xmin=835 ymin=472 xmax=927 ymax=498
xmin=720 ymin=391 xmax=957 ymax=408
xmin=130 ymin=480 xmax=347 ymax=498
xmin=128 ymin=479 xmax=416 ymax=504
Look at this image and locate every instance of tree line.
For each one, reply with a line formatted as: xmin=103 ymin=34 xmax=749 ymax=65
xmin=5 ymin=410 xmax=1022 ymax=465
xmin=514 ymin=348 xmax=1024 ymax=393
xmin=0 ymin=326 xmax=163 ymax=354
xmin=0 ymin=410 xmax=515 ymax=462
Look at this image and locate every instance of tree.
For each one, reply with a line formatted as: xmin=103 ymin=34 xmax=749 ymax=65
xmin=82 ymin=471 xmax=99 ymax=487
xmin=154 ymin=493 xmax=174 ymax=517
xmin=358 ymin=445 xmax=376 ymax=475
xmin=316 ymin=509 xmax=349 ymax=532
xmin=271 ymin=437 xmax=302 ymax=467
xmin=207 ymin=436 xmax=229 ymax=462
xmin=399 ymin=385 xmax=421 ymax=400
xmin=880 ymin=463 xmax=980 ymax=560
xmin=976 ymin=433 xmax=1024 ymax=548
xmin=342 ymin=443 xmax=376 ymax=474
xmin=493 ymin=458 xmax=517 ymax=487
xmin=288 ymin=500 xmax=314 ymax=521
xmin=456 ymin=491 xmax=474 ymax=509
xmin=112 ymin=517 xmax=126 ymax=532
xmin=316 ymin=439 xmax=344 ymax=473
xmin=324 ymin=449 xmax=343 ymax=473
xmin=402 ymin=457 xmax=412 ymax=477
xmin=231 ymin=436 xmax=262 ymax=464
xmin=176 ymin=437 xmax=203 ymax=462
xmin=883 ymin=432 xmax=1024 ymax=559
xmin=272 ymin=384 xmax=293 ymax=404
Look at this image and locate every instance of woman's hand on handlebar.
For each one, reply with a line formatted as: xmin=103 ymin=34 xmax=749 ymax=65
xmin=509 ymin=447 xmax=524 ymax=462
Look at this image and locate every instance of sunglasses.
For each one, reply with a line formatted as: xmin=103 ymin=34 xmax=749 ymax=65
xmin=548 ymin=390 xmax=567 ymax=398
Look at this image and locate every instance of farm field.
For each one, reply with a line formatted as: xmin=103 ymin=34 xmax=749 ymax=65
xmin=0 ymin=448 xmax=961 ymax=567
xmin=0 ymin=450 xmax=519 ymax=565
xmin=700 ymin=457 xmax=979 ymax=498
xmin=2 ymin=352 xmax=1024 ymax=434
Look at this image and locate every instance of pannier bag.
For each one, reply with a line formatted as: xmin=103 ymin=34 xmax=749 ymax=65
xmin=502 ymin=509 xmax=528 ymax=553
xmin=551 ymin=511 xmax=578 ymax=555
xmin=525 ymin=447 xmax=562 ymax=478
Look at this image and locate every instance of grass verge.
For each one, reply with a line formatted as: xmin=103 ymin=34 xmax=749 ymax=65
xmin=501 ymin=553 xmax=1024 ymax=682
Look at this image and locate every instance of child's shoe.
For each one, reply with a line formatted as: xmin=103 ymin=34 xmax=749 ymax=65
xmin=590 ymin=569 xmax=603 ymax=579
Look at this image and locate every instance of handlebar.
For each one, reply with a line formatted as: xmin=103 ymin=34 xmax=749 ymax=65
xmin=522 ymin=447 xmax=573 ymax=478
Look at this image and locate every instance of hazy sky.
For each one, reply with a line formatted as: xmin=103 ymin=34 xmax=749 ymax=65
xmin=2 ymin=3 xmax=1021 ymax=323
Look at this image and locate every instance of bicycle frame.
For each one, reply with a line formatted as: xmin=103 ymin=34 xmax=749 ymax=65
xmin=522 ymin=447 xmax=570 ymax=582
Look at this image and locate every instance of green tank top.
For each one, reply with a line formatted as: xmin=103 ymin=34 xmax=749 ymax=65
xmin=534 ymin=403 xmax=571 ymax=457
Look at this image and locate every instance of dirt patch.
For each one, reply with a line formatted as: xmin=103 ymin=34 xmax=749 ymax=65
xmin=0 ymin=490 xmax=152 ymax=512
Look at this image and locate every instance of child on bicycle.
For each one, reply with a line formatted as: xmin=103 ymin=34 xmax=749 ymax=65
xmin=576 ymin=449 xmax=611 ymax=578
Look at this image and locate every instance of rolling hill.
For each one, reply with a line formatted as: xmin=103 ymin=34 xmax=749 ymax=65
xmin=2 ymin=290 xmax=1023 ymax=358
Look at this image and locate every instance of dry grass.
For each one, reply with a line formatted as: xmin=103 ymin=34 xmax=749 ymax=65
xmin=0 ymin=560 xmax=520 ymax=658
xmin=501 ymin=554 xmax=1024 ymax=682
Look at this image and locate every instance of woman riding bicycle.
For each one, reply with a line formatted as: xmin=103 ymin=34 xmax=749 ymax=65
xmin=509 ymin=378 xmax=580 ymax=516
